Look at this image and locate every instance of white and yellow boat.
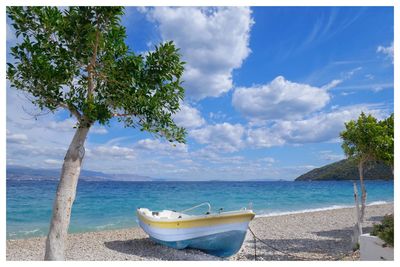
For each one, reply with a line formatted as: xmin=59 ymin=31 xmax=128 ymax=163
xmin=137 ymin=203 xmax=255 ymax=257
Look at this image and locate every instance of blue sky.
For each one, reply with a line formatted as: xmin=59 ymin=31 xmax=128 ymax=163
xmin=6 ymin=7 xmax=394 ymax=180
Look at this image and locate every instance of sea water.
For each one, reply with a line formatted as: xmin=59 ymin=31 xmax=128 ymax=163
xmin=6 ymin=180 xmax=393 ymax=239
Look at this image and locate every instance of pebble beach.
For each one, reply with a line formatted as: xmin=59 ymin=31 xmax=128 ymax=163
xmin=6 ymin=203 xmax=393 ymax=261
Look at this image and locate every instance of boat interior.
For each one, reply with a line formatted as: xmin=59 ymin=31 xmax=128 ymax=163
xmin=138 ymin=202 xmax=254 ymax=221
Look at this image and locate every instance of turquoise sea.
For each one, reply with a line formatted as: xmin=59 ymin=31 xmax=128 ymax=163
xmin=6 ymin=180 xmax=394 ymax=239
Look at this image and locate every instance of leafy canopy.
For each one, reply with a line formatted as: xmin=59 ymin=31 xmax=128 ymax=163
xmin=377 ymin=114 xmax=394 ymax=167
xmin=7 ymin=7 xmax=186 ymax=143
xmin=340 ymin=112 xmax=394 ymax=164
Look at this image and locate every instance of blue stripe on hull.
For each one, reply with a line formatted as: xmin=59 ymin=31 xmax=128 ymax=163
xmin=150 ymin=230 xmax=247 ymax=257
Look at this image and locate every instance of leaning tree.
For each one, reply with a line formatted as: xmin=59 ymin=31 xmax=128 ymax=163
xmin=7 ymin=7 xmax=186 ymax=260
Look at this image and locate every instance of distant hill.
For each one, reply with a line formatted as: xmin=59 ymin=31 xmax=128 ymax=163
xmin=6 ymin=165 xmax=159 ymax=182
xmin=295 ymin=159 xmax=393 ymax=181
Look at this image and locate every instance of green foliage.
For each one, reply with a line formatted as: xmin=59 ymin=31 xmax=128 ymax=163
xmin=377 ymin=114 xmax=394 ymax=168
xmin=340 ymin=112 xmax=394 ymax=165
xmin=371 ymin=214 xmax=394 ymax=247
xmin=340 ymin=112 xmax=381 ymax=162
xmin=294 ymin=159 xmax=393 ymax=181
xmin=7 ymin=7 xmax=186 ymax=143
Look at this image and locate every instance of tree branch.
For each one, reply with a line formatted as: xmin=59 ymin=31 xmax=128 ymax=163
xmin=87 ymin=14 xmax=100 ymax=98
xmin=112 ymin=113 xmax=136 ymax=117
xmin=94 ymin=70 xmax=128 ymax=88
xmin=59 ymin=103 xmax=82 ymax=120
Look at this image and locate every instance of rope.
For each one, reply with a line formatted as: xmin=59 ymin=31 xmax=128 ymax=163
xmin=253 ymin=228 xmax=257 ymax=260
xmin=247 ymin=226 xmax=347 ymax=261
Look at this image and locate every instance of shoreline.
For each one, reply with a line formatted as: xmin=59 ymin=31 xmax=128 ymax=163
xmin=7 ymin=201 xmax=394 ymax=240
xmin=255 ymin=200 xmax=393 ymax=218
xmin=7 ymin=203 xmax=394 ymax=261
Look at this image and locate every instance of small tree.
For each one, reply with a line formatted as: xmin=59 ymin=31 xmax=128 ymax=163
xmin=7 ymin=7 xmax=186 ymax=260
xmin=340 ymin=112 xmax=383 ymax=222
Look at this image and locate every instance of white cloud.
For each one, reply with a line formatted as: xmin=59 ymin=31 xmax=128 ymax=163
xmin=258 ymin=157 xmax=275 ymax=163
xmin=6 ymin=80 xmax=189 ymax=175
xmin=318 ymin=150 xmax=345 ymax=162
xmin=173 ymin=103 xmax=205 ymax=129
xmin=91 ymin=126 xmax=108 ymax=135
xmin=48 ymin=118 xmax=76 ymax=132
xmin=321 ymin=79 xmax=342 ymax=90
xmin=7 ymin=21 xmax=17 ymax=44
xmin=6 ymin=85 xmax=106 ymax=169
xmin=209 ymin=111 xmax=227 ymax=121
xmin=145 ymin=7 xmax=253 ymax=100
xmin=377 ymin=42 xmax=394 ymax=63
xmin=135 ymin=138 xmax=188 ymax=153
xmin=247 ymin=127 xmax=285 ymax=148
xmin=340 ymin=91 xmax=355 ymax=96
xmin=333 ymin=83 xmax=393 ymax=91
xmin=6 ymin=82 xmax=111 ymax=170
xmin=104 ymin=136 xmax=134 ymax=146
xmin=6 ymin=73 xmax=390 ymax=181
xmin=233 ymin=76 xmax=331 ymax=121
xmin=91 ymin=145 xmax=135 ymax=160
xmin=44 ymin=159 xmax=62 ymax=165
xmin=289 ymin=104 xmax=386 ymax=143
xmin=48 ymin=118 xmax=108 ymax=134
xmin=190 ymin=122 xmax=245 ymax=152
xmin=365 ymin=74 xmax=375 ymax=80
xmin=6 ymin=132 xmax=28 ymax=144
xmin=190 ymin=148 xmax=246 ymax=166
xmin=343 ymin=66 xmax=362 ymax=79
xmin=178 ymin=159 xmax=195 ymax=165
xmin=321 ymin=67 xmax=361 ymax=91
xmin=246 ymin=104 xmax=388 ymax=148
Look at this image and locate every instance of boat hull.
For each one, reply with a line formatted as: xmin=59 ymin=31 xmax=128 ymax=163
xmin=149 ymin=230 xmax=247 ymax=257
xmin=137 ymin=210 xmax=254 ymax=257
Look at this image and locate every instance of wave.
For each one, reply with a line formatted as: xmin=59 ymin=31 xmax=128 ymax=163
xmin=19 ymin=228 xmax=41 ymax=235
xmin=95 ymin=223 xmax=116 ymax=230
xmin=368 ymin=200 xmax=391 ymax=206
xmin=255 ymin=200 xmax=392 ymax=218
xmin=255 ymin=205 xmax=351 ymax=218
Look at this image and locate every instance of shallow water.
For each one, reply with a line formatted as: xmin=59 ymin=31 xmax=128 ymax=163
xmin=6 ymin=179 xmax=393 ymax=239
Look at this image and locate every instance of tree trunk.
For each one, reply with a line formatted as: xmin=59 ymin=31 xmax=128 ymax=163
xmin=44 ymin=125 xmax=90 ymax=260
xmin=358 ymin=160 xmax=367 ymax=222
xmin=352 ymin=182 xmax=362 ymax=247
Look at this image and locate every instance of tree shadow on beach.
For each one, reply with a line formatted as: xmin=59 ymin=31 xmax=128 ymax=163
xmin=239 ymin=222 xmax=379 ymax=261
xmin=237 ymin=223 xmax=379 ymax=261
xmin=313 ymin=226 xmax=373 ymax=239
xmin=367 ymin=215 xmax=385 ymax=223
xmin=238 ymin=237 xmax=351 ymax=261
xmin=104 ymin=237 xmax=220 ymax=261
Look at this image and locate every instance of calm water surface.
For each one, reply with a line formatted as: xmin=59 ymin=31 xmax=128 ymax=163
xmin=6 ymin=180 xmax=393 ymax=239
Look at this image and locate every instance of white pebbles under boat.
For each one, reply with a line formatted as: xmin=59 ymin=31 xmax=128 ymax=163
xmin=137 ymin=202 xmax=255 ymax=257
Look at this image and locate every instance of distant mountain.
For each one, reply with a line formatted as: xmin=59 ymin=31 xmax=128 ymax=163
xmin=6 ymin=165 xmax=158 ymax=181
xmin=295 ymin=159 xmax=393 ymax=181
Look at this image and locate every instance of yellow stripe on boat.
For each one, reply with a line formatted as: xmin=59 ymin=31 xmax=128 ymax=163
xmin=137 ymin=211 xmax=255 ymax=229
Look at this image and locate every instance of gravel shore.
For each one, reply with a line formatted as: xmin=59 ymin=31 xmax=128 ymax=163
xmin=6 ymin=203 xmax=393 ymax=261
